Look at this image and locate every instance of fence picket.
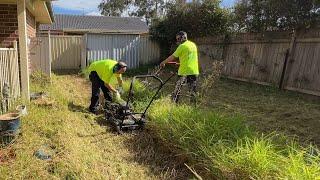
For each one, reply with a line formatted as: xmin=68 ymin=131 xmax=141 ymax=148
xmin=196 ymin=31 xmax=320 ymax=97
xmin=0 ymin=45 xmax=20 ymax=114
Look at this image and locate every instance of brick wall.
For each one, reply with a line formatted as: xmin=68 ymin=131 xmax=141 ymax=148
xmin=0 ymin=4 xmax=36 ymax=48
xmin=0 ymin=4 xmax=37 ymax=73
xmin=26 ymin=9 xmax=36 ymax=39
xmin=0 ymin=4 xmax=18 ymax=48
xmin=26 ymin=9 xmax=36 ymax=72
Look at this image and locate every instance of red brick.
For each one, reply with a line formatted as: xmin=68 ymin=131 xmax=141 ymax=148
xmin=0 ymin=11 xmax=8 ymax=14
xmin=5 ymin=14 xmax=16 ymax=19
xmin=0 ymin=4 xmax=10 ymax=7
xmin=7 ymin=5 xmax=17 ymax=10
xmin=9 ymin=27 xmax=18 ymax=31
xmin=8 ymin=19 xmax=18 ymax=23
xmin=4 ymin=22 xmax=17 ymax=26
xmin=0 ymin=33 xmax=9 ymax=37
xmin=4 ymin=37 xmax=18 ymax=41
xmin=9 ymin=33 xmax=18 ymax=37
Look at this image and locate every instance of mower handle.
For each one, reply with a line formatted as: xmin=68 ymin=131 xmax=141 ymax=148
xmin=167 ymin=61 xmax=180 ymax=65
xmin=132 ymin=75 xmax=164 ymax=84
xmin=125 ymin=73 xmax=176 ymax=117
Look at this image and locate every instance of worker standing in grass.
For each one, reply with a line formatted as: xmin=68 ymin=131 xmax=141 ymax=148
xmin=87 ymin=59 xmax=127 ymax=114
xmin=160 ymin=31 xmax=199 ymax=103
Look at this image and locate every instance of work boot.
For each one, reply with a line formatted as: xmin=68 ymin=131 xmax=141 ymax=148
xmin=88 ymin=107 xmax=98 ymax=115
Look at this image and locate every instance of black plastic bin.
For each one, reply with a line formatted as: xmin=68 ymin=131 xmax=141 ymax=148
xmin=0 ymin=112 xmax=20 ymax=146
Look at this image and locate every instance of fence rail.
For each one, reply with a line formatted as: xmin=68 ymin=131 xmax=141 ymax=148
xmin=0 ymin=42 xmax=20 ymax=114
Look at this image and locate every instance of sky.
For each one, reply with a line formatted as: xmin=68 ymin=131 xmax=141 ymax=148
xmin=52 ymin=0 xmax=236 ymax=16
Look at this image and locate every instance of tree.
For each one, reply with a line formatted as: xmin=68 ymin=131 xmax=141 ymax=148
xmin=232 ymin=0 xmax=320 ymax=32
xmin=129 ymin=0 xmax=165 ymax=25
xmin=98 ymin=0 xmax=165 ymax=25
xmin=150 ymin=0 xmax=231 ymax=55
xmin=98 ymin=0 xmax=131 ymax=16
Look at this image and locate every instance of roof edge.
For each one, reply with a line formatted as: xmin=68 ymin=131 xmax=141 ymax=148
xmin=45 ymin=1 xmax=55 ymax=22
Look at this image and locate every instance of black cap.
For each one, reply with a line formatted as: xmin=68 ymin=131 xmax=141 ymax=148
xmin=176 ymin=31 xmax=187 ymax=38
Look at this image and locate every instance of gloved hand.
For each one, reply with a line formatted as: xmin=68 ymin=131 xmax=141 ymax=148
xmin=117 ymin=87 xmax=124 ymax=94
xmin=113 ymin=90 xmax=126 ymax=105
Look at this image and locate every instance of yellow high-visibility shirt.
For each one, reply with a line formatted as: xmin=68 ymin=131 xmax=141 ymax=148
xmin=88 ymin=59 xmax=121 ymax=83
xmin=173 ymin=40 xmax=199 ymax=76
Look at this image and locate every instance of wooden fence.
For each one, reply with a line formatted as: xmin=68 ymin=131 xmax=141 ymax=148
xmin=0 ymin=42 xmax=20 ymax=114
xmin=195 ymin=29 xmax=320 ymax=96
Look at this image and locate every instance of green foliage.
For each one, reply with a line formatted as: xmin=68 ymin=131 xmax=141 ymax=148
xmin=150 ymin=0 xmax=231 ymax=54
xmin=129 ymin=0 xmax=166 ymax=25
xmin=98 ymin=0 xmax=131 ymax=16
xmin=233 ymin=0 xmax=320 ymax=32
xmin=98 ymin=0 xmax=165 ymax=25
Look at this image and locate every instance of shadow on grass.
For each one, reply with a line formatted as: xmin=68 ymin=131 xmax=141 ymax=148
xmin=68 ymin=102 xmax=88 ymax=113
xmin=92 ymin=115 xmax=194 ymax=179
xmin=121 ymin=129 xmax=197 ymax=179
xmin=94 ymin=115 xmax=108 ymax=127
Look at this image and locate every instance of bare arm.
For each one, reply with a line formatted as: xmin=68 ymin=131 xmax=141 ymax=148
xmin=160 ymin=55 xmax=176 ymax=67
xmin=105 ymin=83 xmax=117 ymax=93
xmin=117 ymin=76 xmax=123 ymax=88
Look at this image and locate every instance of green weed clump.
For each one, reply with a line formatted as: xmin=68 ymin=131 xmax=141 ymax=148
xmin=147 ymin=98 xmax=320 ymax=179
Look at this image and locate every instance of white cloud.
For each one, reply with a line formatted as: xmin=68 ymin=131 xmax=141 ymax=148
xmin=86 ymin=11 xmax=102 ymax=16
xmin=53 ymin=0 xmax=101 ymax=12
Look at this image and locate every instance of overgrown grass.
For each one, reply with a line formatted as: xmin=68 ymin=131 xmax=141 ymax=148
xmin=144 ymin=98 xmax=320 ymax=179
xmin=0 ymin=72 xmax=190 ymax=179
xmin=2 ymin=69 xmax=319 ymax=179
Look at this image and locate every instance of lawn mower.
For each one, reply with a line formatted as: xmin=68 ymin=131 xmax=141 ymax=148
xmin=104 ymin=72 xmax=175 ymax=134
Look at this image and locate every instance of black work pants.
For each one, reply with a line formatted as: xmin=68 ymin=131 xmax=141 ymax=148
xmin=89 ymin=71 xmax=112 ymax=112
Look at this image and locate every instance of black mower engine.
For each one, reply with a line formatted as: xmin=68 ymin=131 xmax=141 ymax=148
xmin=104 ymin=101 xmax=145 ymax=134
xmin=104 ymin=74 xmax=175 ymax=134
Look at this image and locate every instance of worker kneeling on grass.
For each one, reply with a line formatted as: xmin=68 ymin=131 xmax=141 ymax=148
xmin=160 ymin=31 xmax=199 ymax=103
xmin=87 ymin=59 xmax=127 ymax=114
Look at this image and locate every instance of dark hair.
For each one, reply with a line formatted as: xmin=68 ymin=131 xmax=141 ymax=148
xmin=113 ymin=61 xmax=127 ymax=72
xmin=176 ymin=31 xmax=187 ymax=42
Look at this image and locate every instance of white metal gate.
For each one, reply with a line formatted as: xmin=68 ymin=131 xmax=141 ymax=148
xmin=51 ymin=35 xmax=83 ymax=70
xmin=86 ymin=34 xmax=141 ymax=68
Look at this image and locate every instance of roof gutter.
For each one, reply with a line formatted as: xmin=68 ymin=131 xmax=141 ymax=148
xmin=61 ymin=28 xmax=148 ymax=35
xmin=45 ymin=1 xmax=55 ymax=22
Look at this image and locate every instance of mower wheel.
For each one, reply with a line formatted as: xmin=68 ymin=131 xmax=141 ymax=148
xmin=116 ymin=125 xmax=123 ymax=134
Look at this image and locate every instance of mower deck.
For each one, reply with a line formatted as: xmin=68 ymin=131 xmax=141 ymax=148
xmin=104 ymin=73 xmax=175 ymax=134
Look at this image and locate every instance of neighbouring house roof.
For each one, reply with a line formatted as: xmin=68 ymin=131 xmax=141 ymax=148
xmin=39 ymin=14 xmax=149 ymax=34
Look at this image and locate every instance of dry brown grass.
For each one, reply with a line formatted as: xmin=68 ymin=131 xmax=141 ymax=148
xmin=0 ymin=73 xmax=192 ymax=179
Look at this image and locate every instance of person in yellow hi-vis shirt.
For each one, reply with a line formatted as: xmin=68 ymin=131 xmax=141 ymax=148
xmin=160 ymin=31 xmax=199 ymax=103
xmin=87 ymin=59 xmax=127 ymax=114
